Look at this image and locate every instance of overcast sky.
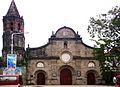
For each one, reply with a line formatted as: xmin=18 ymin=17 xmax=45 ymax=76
xmin=0 ymin=0 xmax=120 ymax=56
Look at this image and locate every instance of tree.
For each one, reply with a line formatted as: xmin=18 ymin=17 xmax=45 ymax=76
xmin=0 ymin=56 xmax=2 ymax=67
xmin=88 ymin=6 xmax=120 ymax=84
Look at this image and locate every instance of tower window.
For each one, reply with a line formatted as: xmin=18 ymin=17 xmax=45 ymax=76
xmin=10 ymin=22 xmax=13 ymax=26
xmin=18 ymin=23 xmax=21 ymax=30
xmin=10 ymin=22 xmax=13 ymax=31
xmin=11 ymin=27 xmax=13 ymax=31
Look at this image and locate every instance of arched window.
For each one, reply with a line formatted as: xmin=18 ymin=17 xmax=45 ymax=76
xmin=64 ymin=41 xmax=68 ymax=49
xmin=36 ymin=62 xmax=44 ymax=68
xmin=18 ymin=23 xmax=21 ymax=31
xmin=88 ymin=61 xmax=95 ymax=68
xmin=10 ymin=22 xmax=13 ymax=26
xmin=10 ymin=22 xmax=13 ymax=31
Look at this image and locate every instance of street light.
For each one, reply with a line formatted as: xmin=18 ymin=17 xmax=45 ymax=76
xmin=11 ymin=32 xmax=29 ymax=54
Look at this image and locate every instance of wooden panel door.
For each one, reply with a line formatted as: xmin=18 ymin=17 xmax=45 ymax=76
xmin=60 ymin=68 xmax=72 ymax=85
xmin=37 ymin=72 xmax=45 ymax=85
xmin=87 ymin=72 xmax=95 ymax=85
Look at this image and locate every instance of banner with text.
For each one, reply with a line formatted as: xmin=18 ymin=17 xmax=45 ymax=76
xmin=7 ymin=54 xmax=17 ymax=69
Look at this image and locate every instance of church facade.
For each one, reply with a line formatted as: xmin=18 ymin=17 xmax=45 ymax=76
xmin=27 ymin=26 xmax=101 ymax=85
xmin=2 ymin=0 xmax=102 ymax=85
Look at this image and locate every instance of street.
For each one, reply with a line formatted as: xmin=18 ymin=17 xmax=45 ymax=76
xmin=0 ymin=85 xmax=114 ymax=87
xmin=22 ymin=85 xmax=114 ymax=87
xmin=1 ymin=85 xmax=113 ymax=87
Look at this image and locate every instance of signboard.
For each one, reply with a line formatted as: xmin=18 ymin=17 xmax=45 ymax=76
xmin=7 ymin=54 xmax=17 ymax=69
xmin=3 ymin=68 xmax=15 ymax=75
xmin=2 ymin=67 xmax=22 ymax=75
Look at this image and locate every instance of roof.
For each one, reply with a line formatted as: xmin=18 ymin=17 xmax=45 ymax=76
xmin=55 ymin=26 xmax=77 ymax=38
xmin=6 ymin=0 xmax=20 ymax=17
xmin=28 ymin=26 xmax=94 ymax=50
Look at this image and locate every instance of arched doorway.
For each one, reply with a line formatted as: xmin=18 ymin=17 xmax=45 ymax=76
xmin=37 ymin=72 xmax=45 ymax=85
xmin=87 ymin=72 xmax=95 ymax=85
xmin=60 ymin=68 xmax=72 ymax=85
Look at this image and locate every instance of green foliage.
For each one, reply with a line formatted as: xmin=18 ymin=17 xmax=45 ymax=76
xmin=88 ymin=6 xmax=120 ymax=84
xmin=88 ymin=6 xmax=120 ymax=41
xmin=94 ymin=44 xmax=114 ymax=84
xmin=0 ymin=56 xmax=2 ymax=67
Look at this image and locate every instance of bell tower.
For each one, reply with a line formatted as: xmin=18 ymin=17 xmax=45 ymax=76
xmin=2 ymin=0 xmax=25 ymax=66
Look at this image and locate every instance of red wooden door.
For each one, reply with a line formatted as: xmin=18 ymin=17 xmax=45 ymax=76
xmin=37 ymin=72 xmax=45 ymax=85
xmin=87 ymin=72 xmax=95 ymax=85
xmin=60 ymin=68 xmax=72 ymax=85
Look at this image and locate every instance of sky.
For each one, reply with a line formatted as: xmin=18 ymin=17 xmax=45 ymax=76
xmin=0 ymin=0 xmax=120 ymax=56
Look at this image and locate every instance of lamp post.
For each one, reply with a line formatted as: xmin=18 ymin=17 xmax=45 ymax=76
xmin=11 ymin=32 xmax=28 ymax=54
xmin=26 ymin=44 xmax=29 ymax=84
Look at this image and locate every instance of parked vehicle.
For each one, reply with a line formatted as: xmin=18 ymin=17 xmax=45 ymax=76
xmin=0 ymin=75 xmax=20 ymax=86
xmin=114 ymin=75 xmax=120 ymax=87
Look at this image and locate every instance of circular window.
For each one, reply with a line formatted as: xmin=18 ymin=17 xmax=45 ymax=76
xmin=61 ymin=53 xmax=71 ymax=63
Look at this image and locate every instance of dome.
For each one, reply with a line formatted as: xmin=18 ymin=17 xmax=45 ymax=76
xmin=55 ymin=26 xmax=76 ymax=38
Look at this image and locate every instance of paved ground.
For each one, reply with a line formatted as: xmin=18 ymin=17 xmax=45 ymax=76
xmin=22 ymin=85 xmax=114 ymax=87
xmin=0 ymin=85 xmax=114 ymax=87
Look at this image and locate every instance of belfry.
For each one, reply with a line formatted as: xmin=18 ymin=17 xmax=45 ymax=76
xmin=2 ymin=0 xmax=25 ymax=66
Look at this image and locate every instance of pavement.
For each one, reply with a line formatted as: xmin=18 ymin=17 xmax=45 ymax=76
xmin=0 ymin=85 xmax=114 ymax=87
xmin=22 ymin=85 xmax=114 ymax=87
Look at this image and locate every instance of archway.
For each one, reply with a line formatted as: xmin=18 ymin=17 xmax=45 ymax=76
xmin=87 ymin=71 xmax=95 ymax=85
xmin=37 ymin=72 xmax=45 ymax=85
xmin=60 ymin=68 xmax=72 ymax=85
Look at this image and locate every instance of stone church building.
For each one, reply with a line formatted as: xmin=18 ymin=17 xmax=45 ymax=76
xmin=2 ymin=0 xmax=102 ymax=85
